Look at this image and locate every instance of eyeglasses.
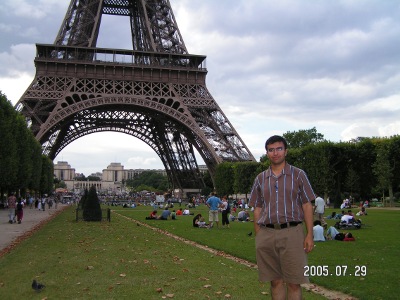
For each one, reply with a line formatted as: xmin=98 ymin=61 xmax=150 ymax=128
xmin=267 ymin=147 xmax=285 ymax=153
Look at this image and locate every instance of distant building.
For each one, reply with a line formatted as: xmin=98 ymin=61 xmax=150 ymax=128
xmin=53 ymin=161 xmax=205 ymax=195
xmin=53 ymin=161 xmax=75 ymax=182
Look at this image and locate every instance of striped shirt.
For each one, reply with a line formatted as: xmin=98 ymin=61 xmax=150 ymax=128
xmin=249 ymin=163 xmax=315 ymax=225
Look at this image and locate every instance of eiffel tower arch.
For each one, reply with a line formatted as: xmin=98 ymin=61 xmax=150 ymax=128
xmin=15 ymin=0 xmax=255 ymax=191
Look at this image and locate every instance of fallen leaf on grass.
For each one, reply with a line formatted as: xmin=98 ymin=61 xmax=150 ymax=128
xmin=224 ymin=294 xmax=231 ymax=298
xmin=156 ymin=288 xmax=163 ymax=293
xmin=86 ymin=266 xmax=94 ymax=270
xmin=119 ymin=273 xmax=126 ymax=277
xmin=261 ymin=291 xmax=269 ymax=295
xmin=203 ymin=284 xmax=212 ymax=288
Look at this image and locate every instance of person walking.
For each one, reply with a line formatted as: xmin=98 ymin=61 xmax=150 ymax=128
xmin=249 ymin=135 xmax=315 ymax=300
xmin=7 ymin=193 xmax=17 ymax=224
xmin=16 ymin=199 xmax=24 ymax=224
xmin=206 ymin=192 xmax=223 ymax=228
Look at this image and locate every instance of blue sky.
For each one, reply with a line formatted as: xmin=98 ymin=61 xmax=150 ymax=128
xmin=1 ymin=0 xmax=400 ymax=175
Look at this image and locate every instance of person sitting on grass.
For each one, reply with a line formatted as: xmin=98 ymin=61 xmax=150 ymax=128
xmin=193 ymin=213 xmax=202 ymax=227
xmin=176 ymin=208 xmax=183 ymax=215
xmin=343 ymin=232 xmax=355 ymax=242
xmin=356 ymin=207 xmax=367 ymax=216
xmin=146 ymin=210 xmax=158 ymax=220
xmin=313 ymin=220 xmax=325 ymax=242
xmin=171 ymin=210 xmax=177 ymax=220
xmin=340 ymin=211 xmax=355 ymax=224
xmin=326 ymin=226 xmax=340 ymax=240
xmin=158 ymin=207 xmax=171 ymax=220
xmin=197 ymin=217 xmax=209 ymax=228
xmin=326 ymin=212 xmax=336 ymax=219
xmin=237 ymin=209 xmax=250 ymax=222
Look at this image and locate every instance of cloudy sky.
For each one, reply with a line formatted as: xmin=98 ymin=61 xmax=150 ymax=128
xmin=1 ymin=0 xmax=400 ymax=176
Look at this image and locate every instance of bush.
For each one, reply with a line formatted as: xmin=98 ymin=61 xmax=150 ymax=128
xmin=83 ymin=186 xmax=102 ymax=221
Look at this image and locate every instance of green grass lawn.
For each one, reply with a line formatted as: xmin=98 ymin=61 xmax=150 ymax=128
xmin=0 ymin=204 xmax=397 ymax=299
xmin=119 ymin=204 xmax=399 ymax=300
xmin=0 ymin=205 xmax=324 ymax=300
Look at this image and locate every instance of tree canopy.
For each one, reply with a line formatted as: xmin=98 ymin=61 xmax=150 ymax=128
xmin=0 ymin=92 xmax=54 ymax=199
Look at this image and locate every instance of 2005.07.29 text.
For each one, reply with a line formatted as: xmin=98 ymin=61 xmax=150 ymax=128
xmin=304 ymin=265 xmax=367 ymax=277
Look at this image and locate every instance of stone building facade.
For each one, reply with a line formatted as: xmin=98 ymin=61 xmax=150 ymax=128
xmin=54 ymin=161 xmax=169 ymax=194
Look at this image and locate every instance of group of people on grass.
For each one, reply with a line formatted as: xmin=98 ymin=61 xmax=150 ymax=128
xmin=145 ymin=192 xmax=253 ymax=229
xmin=313 ymin=220 xmax=356 ymax=242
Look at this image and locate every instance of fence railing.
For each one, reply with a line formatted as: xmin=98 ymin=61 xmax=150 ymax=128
xmin=75 ymin=208 xmax=111 ymax=222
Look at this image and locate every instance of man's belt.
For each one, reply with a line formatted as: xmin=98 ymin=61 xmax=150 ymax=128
xmin=262 ymin=221 xmax=302 ymax=230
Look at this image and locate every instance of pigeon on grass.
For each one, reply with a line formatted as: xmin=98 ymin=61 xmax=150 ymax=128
xmin=32 ymin=279 xmax=45 ymax=292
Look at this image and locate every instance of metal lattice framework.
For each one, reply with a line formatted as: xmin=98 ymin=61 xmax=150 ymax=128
xmin=16 ymin=0 xmax=255 ymax=190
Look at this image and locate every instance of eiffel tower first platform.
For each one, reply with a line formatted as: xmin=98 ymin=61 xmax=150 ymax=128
xmin=15 ymin=0 xmax=255 ymax=190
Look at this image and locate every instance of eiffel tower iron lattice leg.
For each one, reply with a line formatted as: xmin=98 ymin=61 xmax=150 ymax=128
xmin=15 ymin=0 xmax=255 ymax=191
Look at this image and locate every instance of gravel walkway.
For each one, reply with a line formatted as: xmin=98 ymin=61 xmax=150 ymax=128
xmin=0 ymin=204 xmax=68 ymax=254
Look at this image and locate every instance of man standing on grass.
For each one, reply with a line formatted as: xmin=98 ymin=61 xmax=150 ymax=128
xmin=314 ymin=194 xmax=326 ymax=225
xmin=206 ymin=192 xmax=223 ymax=228
xmin=249 ymin=135 xmax=315 ymax=300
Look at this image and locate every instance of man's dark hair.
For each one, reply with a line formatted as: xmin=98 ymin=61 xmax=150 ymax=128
xmin=313 ymin=220 xmax=322 ymax=226
xmin=265 ymin=135 xmax=288 ymax=151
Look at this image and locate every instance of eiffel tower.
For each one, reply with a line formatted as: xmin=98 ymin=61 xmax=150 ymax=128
xmin=15 ymin=0 xmax=255 ymax=191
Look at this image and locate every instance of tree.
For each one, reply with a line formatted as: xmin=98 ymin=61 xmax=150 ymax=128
xmin=373 ymin=139 xmax=394 ymax=206
xmin=15 ymin=115 xmax=33 ymax=196
xmin=345 ymin=167 xmax=360 ymax=197
xmin=83 ymin=186 xmax=102 ymax=221
xmin=0 ymin=92 xmax=18 ymax=195
xmin=201 ymin=171 xmax=213 ymax=196
xmin=233 ymin=162 xmax=260 ymax=197
xmin=126 ymin=171 xmax=168 ymax=191
xmin=214 ymin=162 xmax=234 ymax=196
xmin=283 ymin=127 xmax=325 ymax=148
xmin=296 ymin=142 xmax=335 ymax=200
xmin=29 ymin=139 xmax=43 ymax=193
xmin=40 ymin=156 xmax=54 ymax=196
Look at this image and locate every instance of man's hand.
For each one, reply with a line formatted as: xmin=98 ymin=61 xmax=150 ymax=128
xmin=303 ymin=234 xmax=314 ymax=253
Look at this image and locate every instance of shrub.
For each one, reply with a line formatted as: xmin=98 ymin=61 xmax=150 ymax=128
xmin=83 ymin=186 xmax=102 ymax=221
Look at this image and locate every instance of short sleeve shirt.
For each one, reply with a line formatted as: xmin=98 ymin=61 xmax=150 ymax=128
xmin=8 ymin=195 xmax=16 ymax=209
xmin=314 ymin=197 xmax=325 ymax=214
xmin=249 ymin=163 xmax=315 ymax=225
xmin=206 ymin=196 xmax=222 ymax=211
